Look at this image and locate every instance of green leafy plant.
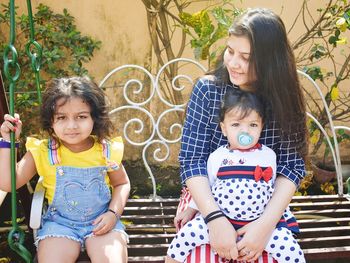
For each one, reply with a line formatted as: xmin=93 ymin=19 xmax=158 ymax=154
xmin=140 ymin=0 xmax=242 ymax=107
xmin=309 ymin=122 xmax=350 ymax=170
xmin=0 ymin=3 xmax=101 ymax=143
xmin=179 ymin=0 xmax=242 ymax=66
xmin=295 ymin=172 xmax=337 ymax=195
xmin=299 ymin=1 xmax=350 ymax=169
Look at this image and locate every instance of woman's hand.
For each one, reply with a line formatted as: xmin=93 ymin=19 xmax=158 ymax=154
xmin=92 ymin=211 xmax=117 ymax=236
xmin=1 ymin=113 xmax=22 ymax=140
xmin=185 ymin=177 xmax=239 ymax=260
xmin=236 ymin=214 xmax=275 ymax=261
xmin=236 ymin=176 xmax=297 ymax=261
xmin=174 ymin=207 xmax=198 ymax=232
xmin=208 ymin=216 xmax=239 ymax=260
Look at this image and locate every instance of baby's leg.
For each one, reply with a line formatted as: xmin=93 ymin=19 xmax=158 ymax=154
xmin=86 ymin=231 xmax=128 ymax=263
xmin=265 ymin=227 xmax=305 ymax=263
xmin=37 ymin=237 xmax=81 ymax=263
xmin=166 ymin=215 xmax=210 ymax=262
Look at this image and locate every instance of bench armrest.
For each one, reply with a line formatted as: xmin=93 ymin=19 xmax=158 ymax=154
xmin=29 ymin=176 xmax=45 ymax=232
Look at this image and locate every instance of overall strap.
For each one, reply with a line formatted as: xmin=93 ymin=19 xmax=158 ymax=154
xmin=102 ymin=139 xmax=111 ymax=159
xmin=48 ymin=138 xmax=118 ymax=169
xmin=102 ymin=139 xmax=119 ymax=170
xmin=48 ymin=138 xmax=60 ymax=165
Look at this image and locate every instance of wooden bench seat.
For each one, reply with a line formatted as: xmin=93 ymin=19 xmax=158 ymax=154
xmin=125 ymin=195 xmax=350 ymax=262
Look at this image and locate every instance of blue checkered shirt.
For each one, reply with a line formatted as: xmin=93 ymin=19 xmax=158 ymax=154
xmin=179 ymin=78 xmax=305 ymax=186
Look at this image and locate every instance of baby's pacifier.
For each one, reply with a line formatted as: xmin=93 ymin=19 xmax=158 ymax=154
xmin=237 ymin=132 xmax=253 ymax=146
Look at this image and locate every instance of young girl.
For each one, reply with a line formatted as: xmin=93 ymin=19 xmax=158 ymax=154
xmin=0 ymin=76 xmax=130 ymax=263
xmin=166 ymin=89 xmax=305 ymax=263
xmin=177 ymin=7 xmax=308 ymax=262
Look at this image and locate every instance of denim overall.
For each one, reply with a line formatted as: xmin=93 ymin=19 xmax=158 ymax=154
xmin=36 ymin=140 xmax=127 ymax=247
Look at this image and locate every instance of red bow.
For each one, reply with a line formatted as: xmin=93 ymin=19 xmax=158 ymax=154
xmin=254 ymin=165 xmax=273 ymax=182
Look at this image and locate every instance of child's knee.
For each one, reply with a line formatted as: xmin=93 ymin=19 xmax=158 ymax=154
xmin=86 ymin=231 xmax=128 ymax=262
xmin=37 ymin=237 xmax=80 ymax=263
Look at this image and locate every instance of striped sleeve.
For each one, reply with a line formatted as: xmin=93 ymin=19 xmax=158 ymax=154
xmin=179 ymin=79 xmax=213 ymax=184
xmin=260 ymin=122 xmax=305 ymax=187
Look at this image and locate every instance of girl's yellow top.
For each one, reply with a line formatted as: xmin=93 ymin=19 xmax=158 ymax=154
xmin=26 ymin=136 xmax=124 ymax=204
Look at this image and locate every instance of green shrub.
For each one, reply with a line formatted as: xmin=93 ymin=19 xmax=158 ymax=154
xmin=0 ymin=3 xmax=101 ymax=143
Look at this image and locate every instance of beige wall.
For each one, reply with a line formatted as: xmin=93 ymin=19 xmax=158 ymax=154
xmin=10 ymin=1 xmax=314 ymax=76
xmin=11 ymin=1 xmax=341 ymax=81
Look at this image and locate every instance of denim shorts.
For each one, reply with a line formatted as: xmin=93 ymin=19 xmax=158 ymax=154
xmin=35 ymin=216 xmax=128 ymax=248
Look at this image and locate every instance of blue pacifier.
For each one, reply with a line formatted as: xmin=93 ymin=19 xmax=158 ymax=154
xmin=237 ymin=132 xmax=253 ymax=146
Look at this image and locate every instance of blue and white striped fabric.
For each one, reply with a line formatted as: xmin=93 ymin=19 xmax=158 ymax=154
xmin=179 ymin=77 xmax=305 ymax=186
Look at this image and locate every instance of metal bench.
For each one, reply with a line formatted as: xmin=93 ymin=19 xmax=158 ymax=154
xmin=122 ymin=195 xmax=350 ymax=262
xmin=29 ymin=193 xmax=350 ymax=262
xmin=28 ymin=58 xmax=350 ymax=262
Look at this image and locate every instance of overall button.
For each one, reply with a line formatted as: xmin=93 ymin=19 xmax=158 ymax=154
xmin=58 ymin=168 xmax=64 ymax=176
xmin=101 ymin=169 xmax=107 ymax=176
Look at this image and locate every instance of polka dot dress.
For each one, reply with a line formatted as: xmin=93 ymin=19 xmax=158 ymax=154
xmin=168 ymin=215 xmax=210 ymax=261
xmin=212 ymin=177 xmax=273 ymax=221
xmin=167 ymin=215 xmax=305 ymax=262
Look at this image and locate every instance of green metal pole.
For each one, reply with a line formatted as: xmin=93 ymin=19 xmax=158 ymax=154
xmin=3 ymin=1 xmax=33 ymax=262
xmin=25 ymin=0 xmax=42 ymax=104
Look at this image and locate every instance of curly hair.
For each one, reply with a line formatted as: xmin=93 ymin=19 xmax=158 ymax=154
xmin=40 ymin=76 xmax=113 ymax=145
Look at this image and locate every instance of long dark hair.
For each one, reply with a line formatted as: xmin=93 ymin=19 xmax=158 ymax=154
xmin=209 ymin=8 xmax=308 ymax=157
xmin=41 ymin=76 xmax=113 ymax=144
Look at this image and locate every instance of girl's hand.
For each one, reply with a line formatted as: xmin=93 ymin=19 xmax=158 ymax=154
xmin=236 ymin=217 xmax=274 ymax=261
xmin=207 ymin=216 xmax=238 ymax=260
xmin=174 ymin=207 xmax=198 ymax=232
xmin=92 ymin=211 xmax=117 ymax=236
xmin=1 ymin=114 xmax=22 ymax=141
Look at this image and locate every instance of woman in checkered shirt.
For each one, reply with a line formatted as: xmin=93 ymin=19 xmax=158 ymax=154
xmin=175 ymin=7 xmax=308 ymax=262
